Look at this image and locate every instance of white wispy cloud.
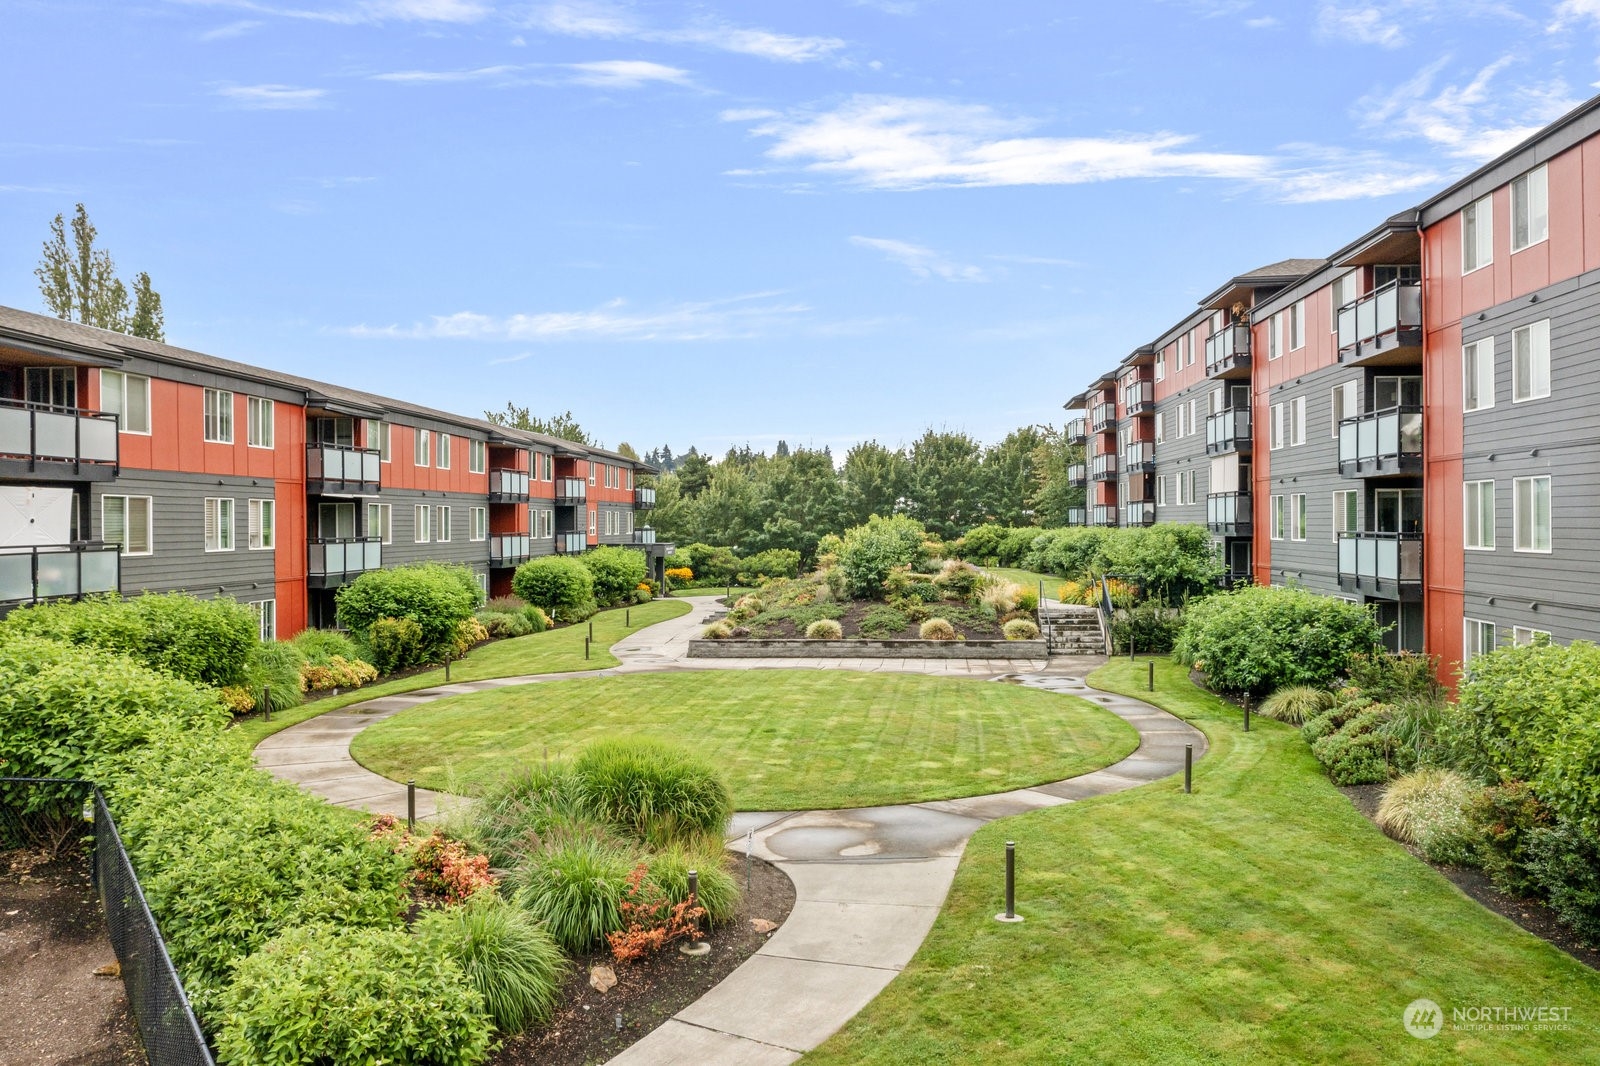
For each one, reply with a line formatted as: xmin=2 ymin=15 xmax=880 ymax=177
xmin=215 ymin=83 xmax=328 ymax=109
xmin=1550 ymin=0 xmax=1600 ymax=29
xmin=343 ymin=292 xmax=809 ymax=343
xmin=850 ymin=236 xmax=987 ymax=281
xmin=527 ymin=1 xmax=845 ymax=63
xmin=372 ymin=59 xmax=691 ymax=89
xmin=168 ymin=0 xmax=489 ymax=25
xmin=566 ymin=60 xmax=693 ymax=88
xmin=1357 ymin=56 xmax=1579 ymax=161
xmin=987 ymin=253 xmax=1081 ymax=267
xmin=1318 ymin=5 xmax=1407 ymax=47
xmin=373 ymin=64 xmax=525 ymax=84
xmin=197 ymin=19 xmax=263 ymax=39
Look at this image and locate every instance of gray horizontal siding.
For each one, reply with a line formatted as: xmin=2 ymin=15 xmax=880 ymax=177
xmin=1151 ymin=386 xmax=1208 ymax=528
xmin=377 ymin=489 xmax=491 ymax=578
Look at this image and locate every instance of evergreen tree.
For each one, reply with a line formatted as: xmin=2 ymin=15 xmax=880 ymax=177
xmin=35 ymin=204 xmax=164 ymax=338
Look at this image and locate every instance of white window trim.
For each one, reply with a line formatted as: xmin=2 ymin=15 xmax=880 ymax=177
xmin=1464 ymin=618 xmax=1496 ymax=662
xmin=204 ymin=497 xmax=235 ymax=553
xmin=1464 ymin=337 xmax=1496 ymax=413
xmin=1332 ymin=381 xmax=1357 ymax=438
xmin=470 ymin=506 xmax=487 ymax=541
xmin=415 ymin=429 xmax=431 ymax=468
xmin=1270 ymin=403 xmax=1285 ymax=451
xmin=250 ymin=599 xmax=277 ymax=641
xmin=1510 ymin=164 xmax=1549 ymax=254
xmin=436 ymin=505 xmax=451 ymax=543
xmin=437 ymin=433 xmax=451 ymax=470
xmin=1289 ymin=300 xmax=1306 ymax=351
xmin=1290 ymin=493 xmax=1307 ymax=541
xmin=1512 ymin=626 xmax=1551 ymax=646
xmin=1333 ymin=489 xmax=1357 ymax=543
xmin=102 ymin=494 xmax=153 ymax=556
xmin=203 ymin=388 xmax=235 ymax=444
xmin=100 ymin=370 xmax=152 ymax=435
xmin=368 ymin=502 xmax=393 ymax=546
xmin=1511 ymin=320 xmax=1552 ymax=403
xmin=1462 ymin=194 xmax=1494 ymax=275
xmin=248 ymin=498 xmax=276 ymax=551
xmin=414 ymin=504 xmax=431 ymax=543
xmin=1290 ymin=396 xmax=1306 ymax=447
xmin=1513 ymin=475 xmax=1552 ymax=554
xmin=1463 ymin=480 xmax=1496 ymax=551
xmin=1269 ymin=495 xmax=1285 ymax=541
xmin=469 ymin=439 xmax=487 ymax=474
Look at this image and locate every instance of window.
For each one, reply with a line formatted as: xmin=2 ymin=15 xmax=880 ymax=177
xmin=1181 ymin=471 xmax=1198 ymax=506
xmin=475 ymin=572 xmax=489 ymax=595
xmin=587 ymin=463 xmax=596 ymax=487
xmin=204 ymin=498 xmax=235 ymax=552
xmin=100 ymin=370 xmax=150 ymax=433
xmin=605 ymin=509 xmax=615 ymax=536
xmin=247 ymin=397 xmax=275 ymax=448
xmin=1269 ymin=495 xmax=1285 ymax=540
xmin=248 ymin=499 xmax=275 ymax=550
xmin=1514 ymin=475 xmax=1551 ymax=552
xmin=1464 ymin=480 xmax=1495 ymax=550
xmin=1331 ymin=271 xmax=1359 ymax=329
xmin=1177 ymin=404 xmax=1187 ymax=439
xmin=470 ymin=506 xmax=487 ymax=541
xmin=626 ymin=510 xmax=634 ymax=534
xmin=364 ymin=419 xmax=392 ymax=462
xmin=1333 ymin=490 xmax=1358 ymax=542
xmin=1513 ymin=626 xmax=1550 ymax=646
xmin=1155 ymin=353 xmax=1166 ymax=382
xmin=1464 ymin=618 xmax=1496 ymax=662
xmin=436 ymin=505 xmax=452 ymax=542
xmin=1188 ymin=399 xmax=1198 ymax=436
xmin=414 ymin=504 xmax=431 ymax=543
xmin=1332 ymin=381 xmax=1357 ymax=436
xmin=1290 ymin=494 xmax=1307 ymax=541
xmin=1511 ymin=164 xmax=1548 ymax=252
xmin=367 ymin=502 xmax=392 ymax=545
xmin=1267 ymin=313 xmax=1282 ymax=360
xmin=1462 ymin=194 xmax=1493 ymax=273
xmin=26 ymin=366 xmax=77 ymax=410
xmin=1270 ymin=403 xmax=1285 ymax=450
xmin=469 ymin=439 xmax=487 ymax=474
xmin=203 ymin=388 xmax=234 ymax=443
xmin=1154 ymin=412 xmax=1165 ymax=444
xmin=1155 ymin=474 xmax=1167 ymax=507
xmin=1289 ymin=300 xmax=1305 ymax=351
xmin=249 ymin=599 xmax=276 ymax=641
xmin=588 ymin=507 xmax=597 ymax=534
xmin=536 ymin=508 xmax=553 ymax=538
xmin=437 ymin=433 xmax=451 ymax=470
xmin=1290 ymin=396 xmax=1306 ymax=447
xmin=539 ymin=453 xmax=553 ymax=480
xmin=1464 ymin=338 xmax=1495 ymax=412
xmin=103 ymin=495 xmax=151 ymax=555
xmin=1512 ymin=320 xmax=1551 ymax=402
xmin=415 ymin=429 xmax=431 ymax=467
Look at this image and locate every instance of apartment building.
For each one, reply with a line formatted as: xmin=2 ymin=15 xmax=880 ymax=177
xmin=1062 ymin=91 xmax=1600 ymax=677
xmin=0 ymin=305 xmax=668 ymax=638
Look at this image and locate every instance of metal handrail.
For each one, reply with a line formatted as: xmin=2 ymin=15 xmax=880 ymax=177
xmin=0 ymin=541 xmax=120 ymax=604
xmin=0 ymin=396 xmax=120 ymax=473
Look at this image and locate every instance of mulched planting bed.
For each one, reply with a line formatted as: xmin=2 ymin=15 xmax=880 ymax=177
xmin=745 ymin=600 xmax=1009 ymax=640
xmin=0 ymin=846 xmax=146 ymax=1066
xmin=494 ymin=853 xmax=795 ymax=1065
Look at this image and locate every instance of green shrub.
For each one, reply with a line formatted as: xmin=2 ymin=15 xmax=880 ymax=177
xmin=0 ymin=591 xmax=257 ymax=687
xmin=1110 ymin=599 xmax=1183 ymax=655
xmin=677 ymin=543 xmax=741 ymax=586
xmin=581 ymin=546 xmax=649 ymax=607
xmin=933 ymin=559 xmax=983 ymax=598
xmin=367 ymin=616 xmax=430 ymax=674
xmin=476 ymin=610 xmax=533 ymax=639
xmin=214 ymin=925 xmax=492 ymax=1066
xmin=919 ymin=618 xmax=957 ymax=641
xmin=1101 ymin=524 xmax=1223 ymax=599
xmin=1015 ymin=587 xmax=1039 ymax=612
xmin=1466 ymin=781 xmax=1553 ymax=898
xmin=571 ymin=738 xmax=732 ymax=844
xmin=858 ymin=606 xmax=908 ymax=639
xmin=1376 ymin=769 xmax=1478 ymax=864
xmin=484 ymin=594 xmax=527 ymax=614
xmin=1002 ymin=618 xmax=1040 ymax=640
xmin=1174 ymin=584 xmax=1385 ymax=698
xmin=837 ymin=515 xmax=929 ymax=599
xmin=336 ymin=564 xmax=482 ymax=664
xmin=290 ymin=628 xmax=361 ymax=665
xmin=1346 ymin=651 xmax=1443 ymax=704
xmin=461 ymin=766 xmax=611 ymax=870
xmin=1309 ymin=707 xmax=1394 ymax=785
xmin=514 ymin=839 xmax=635 ymax=952
xmin=1380 ymin=697 xmax=1450 ymax=774
xmin=646 ymin=846 xmax=741 ymax=923
xmin=1524 ymin=820 xmax=1600 ymax=942
xmin=522 ymin=605 xmax=550 ymax=633
xmin=737 ymin=548 xmax=801 ymax=582
xmin=414 ymin=895 xmax=567 ymax=1035
xmin=511 ymin=555 xmax=595 ymax=618
xmin=243 ymin=641 xmax=307 ymax=713
xmin=1259 ymin=686 xmax=1334 ymax=726
xmin=806 ymin=618 xmax=844 ymax=639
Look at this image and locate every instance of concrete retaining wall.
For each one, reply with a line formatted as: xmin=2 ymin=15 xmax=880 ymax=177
xmin=686 ymin=638 xmax=1048 ymax=660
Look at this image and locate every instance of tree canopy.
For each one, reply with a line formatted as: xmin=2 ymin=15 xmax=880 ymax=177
xmin=36 ymin=204 xmax=165 ymax=341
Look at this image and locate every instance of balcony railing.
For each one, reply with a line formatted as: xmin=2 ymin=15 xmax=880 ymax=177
xmin=1206 ymin=492 xmax=1252 ymax=537
xmin=634 ymin=486 xmax=656 ymax=508
xmin=0 ymin=542 xmax=119 ymax=607
xmin=0 ymin=399 xmax=119 ymax=480
xmin=555 ymin=532 xmax=588 ymax=554
xmin=1067 ymin=507 xmax=1087 ymax=526
xmin=306 ymin=444 xmax=381 ymax=495
xmin=1337 ymin=280 xmax=1423 ymax=364
xmin=1205 ymin=323 xmax=1251 ymax=378
xmin=1338 ymin=531 xmax=1423 ymax=599
xmin=1122 ymin=381 xmax=1154 ymax=415
xmin=1122 ymin=441 xmax=1155 ymax=473
xmin=1205 ymin=408 xmax=1252 ymax=455
xmin=307 ymin=537 xmax=382 ymax=587
xmin=489 ymin=534 xmax=531 ymax=567
xmin=1091 ymin=454 xmax=1119 ymax=481
xmin=1122 ymin=502 xmax=1156 ymax=527
xmin=488 ymin=469 xmax=530 ymax=502
xmin=1091 ymin=402 xmax=1117 ymax=433
xmin=555 ymin=478 xmax=587 ymax=503
xmin=1090 ymin=505 xmax=1120 ymax=528
xmin=1065 ymin=418 xmax=1087 ymax=444
xmin=1067 ymin=463 xmax=1087 ymax=487
xmin=1338 ymin=405 xmax=1423 ymax=477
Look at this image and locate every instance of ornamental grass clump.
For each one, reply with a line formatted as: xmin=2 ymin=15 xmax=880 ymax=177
xmin=570 ymin=738 xmax=733 ymax=844
xmin=1259 ymin=685 xmax=1335 ymax=725
xmin=805 ymin=618 xmax=843 ymax=639
xmin=701 ymin=620 xmax=735 ymax=640
xmin=920 ymin=618 xmax=957 ymax=641
xmin=414 ymin=894 xmax=568 ymax=1035
xmin=1002 ymin=618 xmax=1040 ymax=641
xmin=514 ymin=838 xmax=635 ymax=952
xmin=1376 ymin=768 xmax=1479 ymax=864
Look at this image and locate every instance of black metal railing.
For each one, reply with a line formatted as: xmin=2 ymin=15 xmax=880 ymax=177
xmin=1122 ymin=501 xmax=1156 ymax=527
xmin=0 ymin=397 xmax=119 ymax=477
xmin=1065 ymin=417 xmax=1087 ymax=444
xmin=488 ymin=469 xmax=530 ymax=502
xmin=1090 ymin=505 xmax=1120 ymax=527
xmin=1206 ymin=492 xmax=1252 ymax=536
xmin=632 ymin=527 xmax=657 ymax=545
xmin=1067 ymin=506 xmax=1087 ymax=526
xmin=1205 ymin=323 xmax=1251 ymax=377
xmin=0 ymin=542 xmax=120 ymax=607
xmin=555 ymin=532 xmax=587 ymax=554
xmin=489 ymin=534 xmax=531 ymax=567
xmin=1091 ymin=402 xmax=1117 ymax=432
xmin=555 ymin=478 xmax=587 ymax=503
xmin=1090 ymin=453 xmax=1119 ymax=481
xmin=307 ymin=536 xmax=382 ymax=584
xmin=1067 ymin=463 xmax=1087 ymax=486
xmin=1 ymin=777 xmax=214 ymax=1066
xmin=1338 ymin=531 xmax=1423 ymax=596
xmin=1122 ymin=380 xmax=1154 ymax=415
xmin=306 ymin=443 xmax=381 ymax=493
xmin=1123 ymin=441 xmax=1155 ymax=473
xmin=1338 ymin=405 xmax=1423 ymax=477
xmin=1205 ymin=408 xmax=1251 ymax=454
xmin=634 ymin=486 xmax=656 ymax=508
xmin=1337 ymin=279 xmax=1423 ymax=362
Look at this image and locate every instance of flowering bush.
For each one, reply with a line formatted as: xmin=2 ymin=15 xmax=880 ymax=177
xmin=301 ymin=655 xmax=379 ymax=692
xmin=665 ymin=567 xmax=694 ymax=583
xmin=368 ymin=816 xmax=497 ymax=904
xmin=606 ymin=863 xmax=705 ymax=963
xmin=219 ymin=685 xmax=257 ymax=714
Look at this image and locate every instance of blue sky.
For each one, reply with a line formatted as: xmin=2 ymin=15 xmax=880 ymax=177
xmin=2 ymin=1 xmax=1595 ymax=457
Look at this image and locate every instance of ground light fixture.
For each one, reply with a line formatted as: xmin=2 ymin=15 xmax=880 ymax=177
xmin=995 ymin=841 xmax=1024 ymax=923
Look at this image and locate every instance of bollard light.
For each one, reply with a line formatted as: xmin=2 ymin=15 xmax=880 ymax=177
xmin=1148 ymin=660 xmax=1154 ymax=691
xmin=995 ymin=841 xmax=1024 ymax=923
xmin=407 ymin=780 xmax=416 ymax=832
xmin=262 ymin=684 xmax=271 ymax=722
xmin=1244 ymin=694 xmax=1252 ymax=732
xmin=1184 ymin=743 xmax=1193 ymax=794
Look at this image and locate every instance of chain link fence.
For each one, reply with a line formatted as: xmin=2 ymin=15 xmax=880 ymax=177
xmin=1 ymin=776 xmax=214 ymax=1066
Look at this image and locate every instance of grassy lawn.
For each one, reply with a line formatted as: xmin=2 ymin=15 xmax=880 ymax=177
xmin=349 ymin=671 xmax=1141 ymax=811
xmin=981 ymin=566 xmax=1062 ymax=599
xmin=671 ymin=585 xmax=760 ymax=598
xmin=805 ymin=659 xmax=1600 ymax=1065
xmin=231 ymin=599 xmax=691 ymax=749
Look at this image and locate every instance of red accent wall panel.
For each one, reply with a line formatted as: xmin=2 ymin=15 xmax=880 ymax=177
xmin=274 ymin=403 xmax=308 ymax=637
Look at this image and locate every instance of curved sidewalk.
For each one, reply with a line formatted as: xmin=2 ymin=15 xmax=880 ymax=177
xmin=253 ymin=599 xmax=1205 ymax=1065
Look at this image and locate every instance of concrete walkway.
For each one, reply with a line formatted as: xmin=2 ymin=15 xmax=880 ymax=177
xmin=254 ymin=597 xmax=1205 ymax=1065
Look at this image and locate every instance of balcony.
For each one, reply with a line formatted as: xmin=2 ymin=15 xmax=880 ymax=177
xmin=632 ymin=527 xmax=657 ymax=545
xmin=634 ymin=486 xmax=656 ymax=508
xmin=1090 ymin=454 xmax=1119 ymax=481
xmin=1338 ymin=531 xmax=1423 ymax=600
xmin=1067 ymin=463 xmax=1087 ymax=487
xmin=1122 ymin=441 xmax=1155 ymax=474
xmin=1205 ymin=323 xmax=1251 ymax=378
xmin=1090 ymin=505 xmax=1120 ymax=528
xmin=1090 ymin=402 xmax=1117 ymax=433
xmin=555 ymin=532 xmax=588 ymax=554
xmin=1122 ymin=381 xmax=1154 ymax=416
xmin=489 ymin=534 xmax=531 ymax=568
xmin=0 ymin=543 xmax=119 ymax=609
xmin=555 ymin=478 xmax=587 ymax=504
xmin=1205 ymin=409 xmax=1252 ymax=455
xmin=1067 ymin=507 xmax=1087 ymax=526
xmin=0 ymin=399 xmax=119 ymax=481
xmin=1206 ymin=492 xmax=1253 ymax=537
xmin=306 ymin=444 xmax=381 ymax=496
xmin=307 ymin=537 xmax=382 ymax=589
xmin=1065 ymin=418 xmax=1087 ymax=445
xmin=1339 ymin=406 xmax=1423 ymax=478
xmin=488 ymin=469 xmax=530 ymax=503
xmin=1122 ymin=502 xmax=1156 ymax=527
xmin=1337 ymin=280 xmax=1422 ymax=366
